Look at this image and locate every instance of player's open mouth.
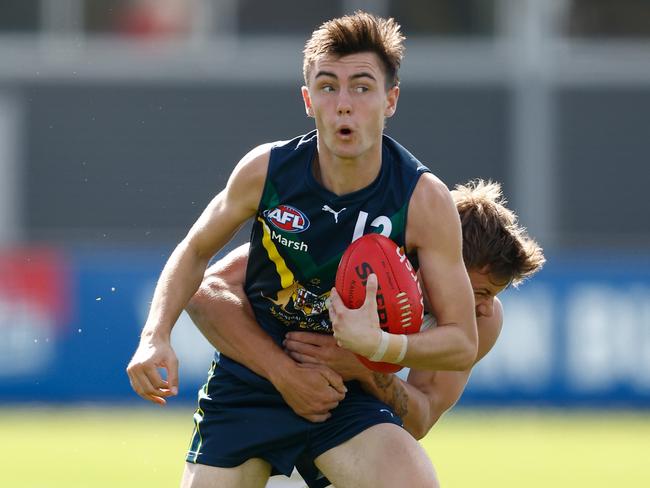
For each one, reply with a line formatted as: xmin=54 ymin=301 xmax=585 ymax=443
xmin=337 ymin=127 xmax=353 ymax=137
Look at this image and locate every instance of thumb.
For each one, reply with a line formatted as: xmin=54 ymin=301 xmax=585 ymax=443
xmin=363 ymin=274 xmax=379 ymax=309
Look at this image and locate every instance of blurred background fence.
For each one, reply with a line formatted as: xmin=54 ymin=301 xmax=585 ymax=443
xmin=1 ymin=0 xmax=649 ymax=407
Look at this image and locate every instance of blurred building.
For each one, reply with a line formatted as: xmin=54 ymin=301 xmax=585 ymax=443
xmin=0 ymin=0 xmax=648 ymax=249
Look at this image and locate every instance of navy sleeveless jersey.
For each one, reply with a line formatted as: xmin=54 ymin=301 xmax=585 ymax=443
xmin=246 ymin=129 xmax=429 ymax=338
xmin=218 ymin=130 xmax=429 ymax=382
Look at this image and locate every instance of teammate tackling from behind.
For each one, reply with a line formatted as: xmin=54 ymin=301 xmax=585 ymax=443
xmin=187 ymin=179 xmax=545 ymax=487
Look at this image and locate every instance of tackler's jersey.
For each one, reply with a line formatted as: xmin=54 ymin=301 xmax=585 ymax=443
xmin=242 ymin=130 xmax=430 ymax=345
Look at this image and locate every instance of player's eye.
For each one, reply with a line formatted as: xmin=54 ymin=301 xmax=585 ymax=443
xmin=322 ymin=85 xmax=335 ymax=93
xmin=354 ymin=86 xmax=368 ymax=93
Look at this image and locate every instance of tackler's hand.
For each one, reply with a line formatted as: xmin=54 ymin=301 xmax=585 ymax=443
xmin=284 ymin=331 xmax=368 ymax=382
xmin=272 ymin=361 xmax=347 ymax=423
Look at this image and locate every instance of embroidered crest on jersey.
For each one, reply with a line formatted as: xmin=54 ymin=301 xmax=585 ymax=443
xmin=263 ymin=205 xmax=310 ymax=233
xmin=257 ymin=216 xmax=330 ymax=331
xmin=263 ymin=281 xmax=331 ymax=332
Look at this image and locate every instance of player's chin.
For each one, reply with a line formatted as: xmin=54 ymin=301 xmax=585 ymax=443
xmin=331 ymin=143 xmax=363 ymax=160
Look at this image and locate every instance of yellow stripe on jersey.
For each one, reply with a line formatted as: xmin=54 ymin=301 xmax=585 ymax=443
xmin=258 ymin=217 xmax=295 ymax=288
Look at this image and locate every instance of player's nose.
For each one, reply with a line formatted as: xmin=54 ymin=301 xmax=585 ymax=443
xmin=336 ymin=92 xmax=352 ymax=115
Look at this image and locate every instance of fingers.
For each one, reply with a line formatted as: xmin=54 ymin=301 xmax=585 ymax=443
xmin=127 ymin=373 xmax=154 ymax=403
xmin=285 ymin=331 xmax=333 ymax=346
xmin=363 ymin=273 xmax=378 ymax=308
xmin=127 ymin=367 xmax=167 ymax=405
xmin=287 ymin=350 xmax=320 ymax=365
xmin=301 ymin=363 xmax=346 ymax=398
xmin=288 ymin=389 xmax=341 ymax=418
xmin=284 ymin=337 xmax=321 ymax=357
xmin=138 ymin=374 xmax=172 ymax=403
xmin=165 ymin=357 xmax=180 ymax=396
xmin=328 ymin=287 xmax=342 ymax=317
xmin=304 ymin=413 xmax=332 ymax=423
xmin=127 ymin=356 xmax=178 ymax=405
xmin=319 ymin=368 xmax=347 ymax=396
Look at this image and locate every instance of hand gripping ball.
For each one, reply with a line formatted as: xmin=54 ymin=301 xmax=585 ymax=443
xmin=335 ymin=234 xmax=424 ymax=373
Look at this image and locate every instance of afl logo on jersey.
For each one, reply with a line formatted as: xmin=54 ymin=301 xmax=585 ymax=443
xmin=264 ymin=205 xmax=310 ymax=233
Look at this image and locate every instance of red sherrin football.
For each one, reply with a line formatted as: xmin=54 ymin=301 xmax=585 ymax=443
xmin=335 ymin=233 xmax=424 ymax=373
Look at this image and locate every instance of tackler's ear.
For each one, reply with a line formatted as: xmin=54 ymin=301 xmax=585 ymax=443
xmin=301 ymin=86 xmax=314 ymax=117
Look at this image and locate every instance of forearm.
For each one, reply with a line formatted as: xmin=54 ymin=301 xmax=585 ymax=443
xmin=425 ymin=370 xmax=469 ymax=420
xmin=186 ymin=275 xmax=294 ymax=383
xmin=357 ymin=370 xmax=435 ymax=440
xmin=143 ymin=240 xmax=211 ymax=339
xmin=397 ymin=325 xmax=476 ymax=371
xmin=187 ymin=271 xmax=348 ymax=422
xmin=404 ymin=175 xmax=478 ymax=371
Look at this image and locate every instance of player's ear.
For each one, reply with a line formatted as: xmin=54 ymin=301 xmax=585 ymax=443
xmin=301 ymin=86 xmax=314 ymax=117
xmin=384 ymin=85 xmax=399 ymax=118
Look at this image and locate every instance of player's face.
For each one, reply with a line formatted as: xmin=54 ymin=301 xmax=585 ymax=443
xmin=301 ymin=52 xmax=399 ymax=162
xmin=467 ymin=267 xmax=508 ymax=318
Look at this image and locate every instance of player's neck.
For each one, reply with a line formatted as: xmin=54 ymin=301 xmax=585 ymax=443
xmin=313 ymin=146 xmax=382 ymax=196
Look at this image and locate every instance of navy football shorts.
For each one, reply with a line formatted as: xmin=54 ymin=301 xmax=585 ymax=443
xmin=186 ymin=358 xmax=403 ymax=481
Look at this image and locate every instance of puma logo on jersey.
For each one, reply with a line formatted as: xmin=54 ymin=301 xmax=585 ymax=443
xmin=264 ymin=205 xmax=310 ymax=233
xmin=322 ymin=205 xmax=346 ymax=223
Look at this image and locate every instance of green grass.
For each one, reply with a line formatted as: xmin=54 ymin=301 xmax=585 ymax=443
xmin=2 ymin=407 xmax=649 ymax=487
xmin=425 ymin=409 xmax=650 ymax=487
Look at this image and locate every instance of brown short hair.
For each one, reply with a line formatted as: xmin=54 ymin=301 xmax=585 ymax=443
xmin=452 ymin=179 xmax=546 ymax=287
xmin=303 ymin=11 xmax=405 ymax=89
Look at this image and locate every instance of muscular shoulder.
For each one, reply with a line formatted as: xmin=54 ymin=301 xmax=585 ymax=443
xmin=230 ymin=143 xmax=272 ymax=186
xmin=411 ymin=172 xmax=453 ymax=208
xmin=475 ymin=297 xmax=503 ymax=363
xmin=406 ymin=172 xmax=460 ymax=251
xmin=224 ymin=143 xmax=272 ymax=213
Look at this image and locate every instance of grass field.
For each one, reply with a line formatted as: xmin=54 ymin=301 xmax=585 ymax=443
xmin=2 ymin=406 xmax=649 ymax=487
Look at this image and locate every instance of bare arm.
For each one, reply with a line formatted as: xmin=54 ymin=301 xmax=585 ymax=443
xmin=287 ymin=299 xmax=502 ymax=438
xmin=284 ymin=331 xmax=435 ymax=438
xmin=186 ymin=245 xmax=347 ymax=422
xmin=186 ymin=244 xmax=280 ymax=379
xmin=126 ymin=144 xmax=270 ymax=405
xmin=406 ymin=299 xmax=503 ymax=435
xmin=329 ymin=174 xmax=478 ymax=371
xmin=402 ymin=174 xmax=478 ymax=370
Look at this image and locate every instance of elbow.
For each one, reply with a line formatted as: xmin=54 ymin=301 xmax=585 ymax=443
xmin=412 ymin=428 xmax=426 ymax=441
xmin=458 ymin=338 xmax=478 ymax=370
xmin=185 ymin=293 xmax=203 ymax=320
xmin=412 ymin=422 xmax=432 ymax=441
xmin=449 ymin=335 xmax=477 ymax=371
xmin=411 ymin=410 xmax=441 ymax=441
xmin=408 ymin=397 xmax=443 ymax=441
xmin=186 ymin=276 xmax=221 ymax=320
xmin=415 ymin=398 xmax=458 ymax=439
xmin=459 ymin=323 xmax=479 ymax=369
